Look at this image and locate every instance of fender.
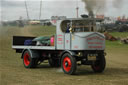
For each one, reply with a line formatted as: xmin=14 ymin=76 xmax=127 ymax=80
xmin=60 ymin=50 xmax=76 ymax=58
xmin=21 ymin=49 xmax=40 ymax=59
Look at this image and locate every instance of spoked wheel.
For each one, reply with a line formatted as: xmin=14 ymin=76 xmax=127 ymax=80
xmin=91 ymin=55 xmax=106 ymax=73
xmin=61 ymin=53 xmax=76 ymax=75
xmin=23 ymin=50 xmax=38 ymax=68
xmin=24 ymin=52 xmax=30 ymax=66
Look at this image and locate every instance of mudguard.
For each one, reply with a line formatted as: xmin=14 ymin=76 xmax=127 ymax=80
xmin=21 ymin=49 xmax=40 ymax=59
xmin=60 ymin=50 xmax=76 ymax=58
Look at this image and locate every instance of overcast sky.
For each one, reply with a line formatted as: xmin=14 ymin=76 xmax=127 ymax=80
xmin=0 ymin=0 xmax=128 ymax=21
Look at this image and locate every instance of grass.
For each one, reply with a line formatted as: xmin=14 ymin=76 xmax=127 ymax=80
xmin=27 ymin=25 xmax=56 ymax=36
xmin=106 ymin=40 xmax=128 ymax=48
xmin=110 ymin=32 xmax=128 ymax=38
xmin=0 ymin=25 xmax=128 ymax=85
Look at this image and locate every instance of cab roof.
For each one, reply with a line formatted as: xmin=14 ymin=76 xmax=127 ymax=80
xmin=58 ymin=18 xmax=104 ymax=22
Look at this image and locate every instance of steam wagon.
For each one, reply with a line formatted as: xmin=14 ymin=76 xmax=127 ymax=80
xmin=12 ymin=18 xmax=106 ymax=75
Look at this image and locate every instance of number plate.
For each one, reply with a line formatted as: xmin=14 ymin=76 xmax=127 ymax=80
xmin=87 ymin=56 xmax=96 ymax=61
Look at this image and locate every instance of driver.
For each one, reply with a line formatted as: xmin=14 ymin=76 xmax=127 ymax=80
xmin=66 ymin=23 xmax=70 ymax=33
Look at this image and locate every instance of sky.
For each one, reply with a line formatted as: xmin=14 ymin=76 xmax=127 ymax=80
xmin=0 ymin=0 xmax=128 ymax=21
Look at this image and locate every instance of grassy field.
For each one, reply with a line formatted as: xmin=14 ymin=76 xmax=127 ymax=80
xmin=0 ymin=25 xmax=128 ymax=85
xmin=110 ymin=32 xmax=128 ymax=38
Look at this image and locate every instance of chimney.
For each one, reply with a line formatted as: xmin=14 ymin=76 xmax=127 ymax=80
xmin=76 ymin=7 xmax=79 ymax=18
xmin=89 ymin=11 xmax=94 ymax=18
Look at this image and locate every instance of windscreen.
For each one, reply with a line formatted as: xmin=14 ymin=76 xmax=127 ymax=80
xmin=72 ymin=20 xmax=91 ymax=32
xmin=61 ymin=20 xmax=96 ymax=33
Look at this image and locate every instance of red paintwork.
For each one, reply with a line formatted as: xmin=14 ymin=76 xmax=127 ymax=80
xmin=58 ymin=38 xmax=63 ymax=41
xmin=57 ymin=35 xmax=63 ymax=45
xmin=24 ymin=53 xmax=30 ymax=66
xmin=89 ymin=46 xmax=102 ymax=48
xmin=66 ymin=40 xmax=69 ymax=43
xmin=74 ymin=46 xmax=78 ymax=49
xmin=58 ymin=35 xmax=63 ymax=37
xmin=87 ymin=36 xmax=104 ymax=41
xmin=63 ymin=57 xmax=72 ymax=72
xmin=88 ymin=42 xmax=103 ymax=45
xmin=50 ymin=36 xmax=54 ymax=46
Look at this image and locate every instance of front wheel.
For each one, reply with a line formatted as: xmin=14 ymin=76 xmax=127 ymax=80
xmin=23 ymin=50 xmax=38 ymax=68
xmin=91 ymin=55 xmax=106 ymax=73
xmin=61 ymin=53 xmax=77 ymax=75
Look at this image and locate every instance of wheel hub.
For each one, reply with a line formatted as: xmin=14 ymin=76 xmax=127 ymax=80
xmin=63 ymin=57 xmax=72 ymax=72
xmin=65 ymin=61 xmax=68 ymax=67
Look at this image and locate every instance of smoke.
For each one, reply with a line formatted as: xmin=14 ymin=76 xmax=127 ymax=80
xmin=82 ymin=0 xmax=106 ymax=14
xmin=82 ymin=0 xmax=124 ymax=14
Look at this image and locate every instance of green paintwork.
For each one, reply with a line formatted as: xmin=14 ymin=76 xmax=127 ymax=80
xmin=33 ymin=36 xmax=51 ymax=45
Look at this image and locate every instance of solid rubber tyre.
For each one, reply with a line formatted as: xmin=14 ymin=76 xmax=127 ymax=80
xmin=23 ymin=50 xmax=38 ymax=68
xmin=61 ymin=53 xmax=77 ymax=75
xmin=91 ymin=55 xmax=106 ymax=73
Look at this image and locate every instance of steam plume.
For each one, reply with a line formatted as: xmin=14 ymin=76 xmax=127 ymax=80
xmin=82 ymin=0 xmax=106 ymax=13
xmin=82 ymin=0 xmax=124 ymax=14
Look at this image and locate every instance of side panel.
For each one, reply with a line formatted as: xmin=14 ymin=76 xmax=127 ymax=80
xmin=12 ymin=36 xmax=56 ymax=50
xmin=71 ymin=33 xmax=105 ymax=50
xmin=56 ymin=34 xmax=64 ymax=50
xmin=64 ymin=34 xmax=71 ymax=50
xmin=71 ymin=35 xmax=85 ymax=50
xmin=13 ymin=36 xmax=36 ymax=46
xmin=56 ymin=20 xmax=65 ymax=50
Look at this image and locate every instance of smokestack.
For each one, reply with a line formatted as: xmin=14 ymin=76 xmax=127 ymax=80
xmin=89 ymin=11 xmax=94 ymax=18
xmin=76 ymin=7 xmax=79 ymax=18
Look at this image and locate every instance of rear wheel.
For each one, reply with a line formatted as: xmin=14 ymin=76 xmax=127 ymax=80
xmin=23 ymin=51 xmax=38 ymax=68
xmin=91 ymin=55 xmax=106 ymax=73
xmin=61 ymin=53 xmax=77 ymax=75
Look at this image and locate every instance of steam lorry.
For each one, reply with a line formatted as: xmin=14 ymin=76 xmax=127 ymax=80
xmin=12 ymin=18 xmax=106 ymax=75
